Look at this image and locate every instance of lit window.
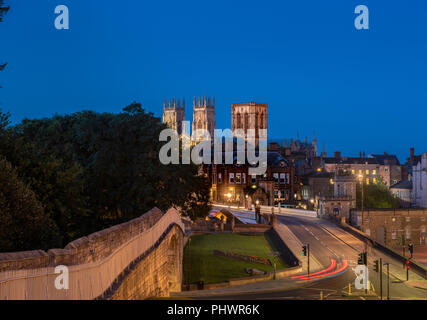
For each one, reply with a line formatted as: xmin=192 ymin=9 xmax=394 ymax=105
xmin=359 ymin=170 xmax=362 ymax=174
xmin=251 ymin=175 xmax=257 ymax=184
xmin=229 ymin=173 xmax=234 ymax=184
xmin=373 ymin=170 xmax=376 ymax=175
xmin=366 ymin=178 xmax=370 ymax=185
xmin=366 ymin=170 xmax=369 ymax=175
xmin=352 ymin=169 xmax=355 ymax=174
xmin=373 ymin=178 xmax=377 ymax=184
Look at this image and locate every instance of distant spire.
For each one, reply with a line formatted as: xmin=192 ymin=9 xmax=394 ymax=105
xmin=193 ymin=96 xmax=196 ymax=107
xmin=198 ymin=96 xmax=201 ymax=107
xmin=163 ymin=98 xmax=166 ymax=109
xmin=168 ymin=99 xmax=171 ymax=108
xmin=173 ymin=97 xmax=176 ymax=108
xmin=178 ymin=99 xmax=181 ymax=108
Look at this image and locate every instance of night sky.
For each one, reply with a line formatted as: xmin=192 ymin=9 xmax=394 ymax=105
xmin=1 ymin=0 xmax=426 ymax=161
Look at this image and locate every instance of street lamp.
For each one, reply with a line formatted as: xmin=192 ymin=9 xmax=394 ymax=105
xmin=255 ymin=200 xmax=260 ymax=223
xmin=358 ymin=174 xmax=364 ymax=212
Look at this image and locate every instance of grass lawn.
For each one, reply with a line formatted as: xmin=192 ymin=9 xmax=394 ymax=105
xmin=183 ymin=233 xmax=288 ymax=285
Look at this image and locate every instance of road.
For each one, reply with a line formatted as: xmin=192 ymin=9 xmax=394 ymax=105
xmin=188 ymin=214 xmax=427 ymax=300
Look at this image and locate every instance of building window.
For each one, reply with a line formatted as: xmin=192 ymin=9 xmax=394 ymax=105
xmin=359 ymin=169 xmax=362 ymax=174
xmin=235 ymin=173 xmax=241 ymax=184
xmin=373 ymin=178 xmax=377 ymax=184
xmin=373 ymin=170 xmax=376 ymax=175
xmin=273 ymin=173 xmax=279 ymax=184
xmin=242 ymin=173 xmax=246 ymax=184
xmin=229 ymin=173 xmax=234 ymax=184
xmin=280 ymin=173 xmax=286 ymax=184
xmin=218 ymin=173 xmax=222 ymax=184
xmin=391 ymin=230 xmax=397 ymax=240
xmin=366 ymin=170 xmax=369 ymax=175
xmin=405 ymin=216 xmax=410 ymax=222
xmin=405 ymin=226 xmax=411 ymax=240
xmin=251 ymin=175 xmax=256 ymax=184
xmin=366 ymin=178 xmax=370 ymax=185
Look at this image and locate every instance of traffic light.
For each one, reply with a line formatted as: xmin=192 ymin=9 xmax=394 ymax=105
xmin=408 ymin=244 xmax=414 ymax=258
xmin=373 ymin=260 xmax=379 ymax=272
xmin=302 ymin=245 xmax=307 ymax=256
xmin=358 ymin=252 xmax=367 ymax=265
xmin=406 ymin=259 xmax=410 ymax=270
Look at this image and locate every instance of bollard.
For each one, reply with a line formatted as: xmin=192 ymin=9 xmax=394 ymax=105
xmin=348 ymin=283 xmax=352 ymax=295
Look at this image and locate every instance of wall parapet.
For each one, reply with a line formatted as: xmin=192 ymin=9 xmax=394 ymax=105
xmin=0 ymin=207 xmax=184 ymax=300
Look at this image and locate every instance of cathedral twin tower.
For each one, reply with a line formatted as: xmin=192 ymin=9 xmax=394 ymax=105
xmin=162 ymin=97 xmax=268 ymax=145
xmin=162 ymin=96 xmax=216 ymax=143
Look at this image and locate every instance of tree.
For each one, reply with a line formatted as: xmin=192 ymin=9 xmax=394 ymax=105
xmin=0 ymin=111 xmax=90 ymax=245
xmin=0 ymin=1 xmax=10 ymax=88
xmin=356 ymin=178 xmax=399 ymax=209
xmin=0 ymin=1 xmax=9 ymax=22
xmin=0 ymin=157 xmax=61 ymax=252
xmin=12 ymin=102 xmax=211 ymax=232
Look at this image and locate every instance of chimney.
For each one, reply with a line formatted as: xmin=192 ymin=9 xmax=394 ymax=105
xmin=359 ymin=152 xmax=362 ymax=159
xmin=363 ymin=152 xmax=365 ymax=158
xmin=410 ymin=147 xmax=415 ymax=162
xmin=334 ymin=151 xmax=341 ymax=159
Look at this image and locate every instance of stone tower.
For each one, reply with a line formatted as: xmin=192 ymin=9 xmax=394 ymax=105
xmin=312 ymin=131 xmax=318 ymax=157
xmin=192 ymin=96 xmax=216 ymax=143
xmin=162 ymin=97 xmax=185 ymax=135
xmin=231 ymin=102 xmax=268 ymax=146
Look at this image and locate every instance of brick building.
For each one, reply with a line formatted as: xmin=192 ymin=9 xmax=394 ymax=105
xmin=201 ymin=151 xmax=301 ymax=207
xmin=350 ymin=209 xmax=427 ymax=248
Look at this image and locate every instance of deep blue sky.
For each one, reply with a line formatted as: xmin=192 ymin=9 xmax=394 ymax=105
xmin=1 ymin=0 xmax=426 ymax=161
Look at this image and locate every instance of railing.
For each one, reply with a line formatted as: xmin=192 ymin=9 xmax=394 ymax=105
xmin=0 ymin=208 xmax=184 ymax=300
xmin=259 ymin=205 xmax=317 ymax=218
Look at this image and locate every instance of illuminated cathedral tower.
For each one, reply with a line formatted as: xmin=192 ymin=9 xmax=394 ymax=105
xmin=192 ymin=96 xmax=216 ymax=143
xmin=162 ymin=97 xmax=185 ymax=135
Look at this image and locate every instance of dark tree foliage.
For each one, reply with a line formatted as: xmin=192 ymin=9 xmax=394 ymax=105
xmin=0 ymin=157 xmax=61 ymax=252
xmin=11 ymin=103 xmax=211 ymax=236
xmin=0 ymin=0 xmax=9 ymax=22
xmin=356 ymin=178 xmax=399 ymax=209
xmin=0 ymin=1 xmax=9 ymax=88
xmin=0 ymin=110 xmax=90 ymax=245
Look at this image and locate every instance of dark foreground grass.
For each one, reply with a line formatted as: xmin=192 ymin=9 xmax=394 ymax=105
xmin=183 ymin=233 xmax=288 ymax=285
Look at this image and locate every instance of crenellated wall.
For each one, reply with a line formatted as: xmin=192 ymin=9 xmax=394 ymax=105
xmin=0 ymin=208 xmax=185 ymax=300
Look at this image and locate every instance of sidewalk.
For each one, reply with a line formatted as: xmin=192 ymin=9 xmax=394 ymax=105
xmin=172 ymin=278 xmax=305 ymax=298
xmin=274 ymin=223 xmax=324 ymax=272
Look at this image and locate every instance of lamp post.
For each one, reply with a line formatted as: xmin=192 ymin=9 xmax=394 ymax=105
xmin=255 ymin=200 xmax=260 ymax=224
xmin=358 ymin=174 xmax=364 ymax=212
